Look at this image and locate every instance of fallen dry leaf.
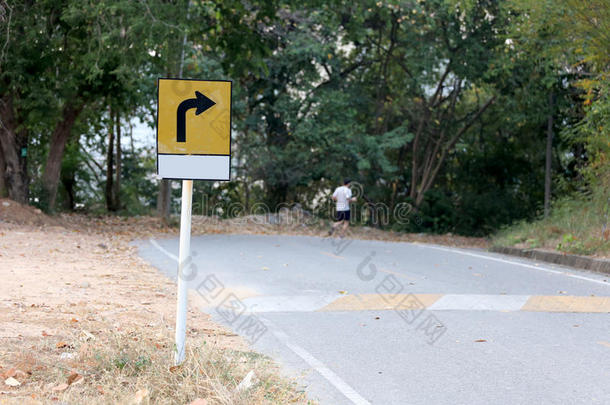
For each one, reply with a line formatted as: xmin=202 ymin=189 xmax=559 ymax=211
xmin=70 ymin=375 xmax=84 ymax=386
xmin=474 ymin=339 xmax=487 ymax=343
xmin=67 ymin=372 xmax=82 ymax=385
xmin=4 ymin=377 xmax=20 ymax=387
xmin=56 ymin=341 xmax=68 ymax=349
xmin=51 ymin=383 xmax=69 ymax=392
xmin=597 ymin=341 xmax=610 ymax=348
xmin=80 ymin=330 xmax=95 ymax=341
xmin=3 ymin=368 xmax=16 ymax=379
xmin=169 ymin=365 xmax=181 ymax=373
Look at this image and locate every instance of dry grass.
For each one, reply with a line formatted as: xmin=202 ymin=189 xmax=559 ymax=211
xmin=493 ymin=192 xmax=610 ymax=257
xmin=1 ymin=322 xmax=310 ymax=405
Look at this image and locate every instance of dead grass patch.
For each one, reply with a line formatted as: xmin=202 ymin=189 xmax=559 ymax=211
xmin=1 ymin=322 xmax=311 ymax=404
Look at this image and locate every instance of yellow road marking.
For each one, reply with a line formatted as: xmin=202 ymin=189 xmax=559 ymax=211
xmin=319 ymin=294 xmax=442 ymax=311
xmin=378 ymin=268 xmax=417 ymax=280
xmin=320 ymin=251 xmax=345 ymax=260
xmin=522 ymin=296 xmax=610 ymax=313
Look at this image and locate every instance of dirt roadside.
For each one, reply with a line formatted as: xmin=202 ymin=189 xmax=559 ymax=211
xmin=0 ymin=200 xmax=309 ymax=405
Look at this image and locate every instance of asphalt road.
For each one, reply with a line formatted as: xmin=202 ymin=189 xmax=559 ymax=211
xmin=136 ymin=234 xmax=610 ymax=405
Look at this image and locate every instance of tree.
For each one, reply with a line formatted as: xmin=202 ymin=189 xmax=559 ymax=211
xmin=1 ymin=0 xmax=194 ymax=211
xmin=511 ymin=0 xmax=610 ymax=208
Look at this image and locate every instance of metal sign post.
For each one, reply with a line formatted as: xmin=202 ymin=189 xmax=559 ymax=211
xmin=156 ymin=78 xmax=232 ymax=365
xmin=174 ymin=179 xmax=193 ymax=364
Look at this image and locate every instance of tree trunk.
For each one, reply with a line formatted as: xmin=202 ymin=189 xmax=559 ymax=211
xmin=105 ymin=107 xmax=116 ymax=211
xmin=244 ymin=179 xmax=250 ymax=213
xmin=389 ymin=181 xmax=397 ymax=214
xmin=155 ymin=96 xmax=171 ymax=222
xmin=409 ymin=111 xmax=428 ymax=201
xmin=0 ymin=93 xmax=29 ymax=203
xmin=544 ymin=92 xmax=554 ymax=218
xmin=157 ymin=179 xmax=171 ymax=221
xmin=61 ymin=170 xmax=76 ymax=211
xmin=0 ymin=144 xmax=6 ymax=198
xmin=113 ymin=110 xmax=121 ymax=210
xmin=41 ymin=103 xmax=83 ymax=212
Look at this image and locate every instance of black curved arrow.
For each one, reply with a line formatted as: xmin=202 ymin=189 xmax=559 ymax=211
xmin=176 ymin=91 xmax=216 ymax=142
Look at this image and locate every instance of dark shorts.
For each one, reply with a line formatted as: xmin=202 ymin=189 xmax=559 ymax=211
xmin=335 ymin=210 xmax=350 ymax=221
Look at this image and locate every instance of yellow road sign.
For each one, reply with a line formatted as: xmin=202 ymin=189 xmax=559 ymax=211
xmin=156 ymin=78 xmax=232 ymax=180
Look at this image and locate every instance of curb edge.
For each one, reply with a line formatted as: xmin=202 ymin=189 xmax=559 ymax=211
xmin=489 ymin=246 xmax=610 ymax=276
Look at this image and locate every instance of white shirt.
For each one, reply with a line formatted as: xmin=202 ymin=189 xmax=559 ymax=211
xmin=333 ymin=185 xmax=352 ymax=211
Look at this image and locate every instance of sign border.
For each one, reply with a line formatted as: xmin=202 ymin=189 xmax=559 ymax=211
xmin=156 ymin=77 xmax=232 ymax=181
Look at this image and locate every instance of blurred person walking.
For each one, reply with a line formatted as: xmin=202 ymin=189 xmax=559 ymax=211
xmin=329 ymin=178 xmax=357 ymax=237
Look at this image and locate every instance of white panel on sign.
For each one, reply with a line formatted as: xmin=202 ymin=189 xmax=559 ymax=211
xmin=158 ymin=154 xmax=230 ymax=180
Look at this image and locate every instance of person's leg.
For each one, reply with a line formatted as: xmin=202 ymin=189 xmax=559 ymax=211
xmin=329 ymin=211 xmax=345 ymax=236
xmin=332 ymin=220 xmax=342 ymax=230
xmin=338 ymin=210 xmax=350 ymax=236
xmin=328 ymin=220 xmax=339 ymax=236
xmin=339 ymin=220 xmax=349 ymax=236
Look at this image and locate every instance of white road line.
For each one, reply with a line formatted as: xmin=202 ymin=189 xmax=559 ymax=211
xmin=262 ymin=318 xmax=371 ymax=405
xmin=427 ymin=294 xmax=530 ymax=311
xmin=149 ymin=238 xmax=179 ymax=262
xmin=422 ymin=245 xmax=609 ymax=286
xmin=242 ymin=295 xmax=342 ymax=312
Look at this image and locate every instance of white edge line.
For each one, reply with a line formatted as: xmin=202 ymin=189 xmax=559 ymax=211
xmin=423 ymin=245 xmax=609 ymax=286
xmin=262 ymin=319 xmax=371 ymax=405
xmin=149 ymin=238 xmax=179 ymax=262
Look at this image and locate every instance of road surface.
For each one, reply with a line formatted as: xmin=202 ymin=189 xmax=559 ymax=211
xmin=136 ymin=234 xmax=610 ymax=405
